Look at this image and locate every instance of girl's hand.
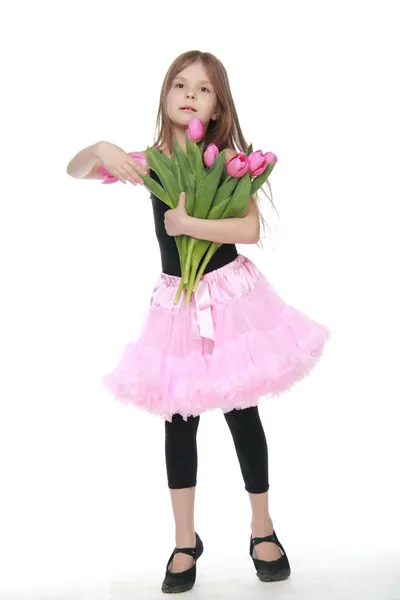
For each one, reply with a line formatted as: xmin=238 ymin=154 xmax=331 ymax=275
xmin=164 ymin=192 xmax=191 ymax=236
xmin=96 ymin=142 xmax=149 ymax=185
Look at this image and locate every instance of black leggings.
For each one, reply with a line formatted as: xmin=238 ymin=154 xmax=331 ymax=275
xmin=165 ymin=406 xmax=269 ymax=494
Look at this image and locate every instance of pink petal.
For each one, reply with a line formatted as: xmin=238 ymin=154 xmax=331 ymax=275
xmin=188 ymin=117 xmax=204 ymax=142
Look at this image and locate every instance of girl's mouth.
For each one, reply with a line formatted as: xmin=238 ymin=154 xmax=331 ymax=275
xmin=180 ymin=106 xmax=197 ymax=112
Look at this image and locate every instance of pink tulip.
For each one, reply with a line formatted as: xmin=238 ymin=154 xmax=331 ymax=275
xmin=203 ymin=143 xmax=219 ymax=167
xmin=264 ymin=152 xmax=278 ymax=164
xmin=100 ymin=152 xmax=148 ymax=184
xmin=226 ymin=152 xmax=249 ymax=178
xmin=187 ymin=117 xmax=204 ymax=142
xmin=248 ymin=150 xmax=270 ymax=177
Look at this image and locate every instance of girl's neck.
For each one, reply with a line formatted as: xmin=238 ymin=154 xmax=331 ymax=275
xmin=161 ymin=124 xmax=193 ymax=157
xmin=159 ymin=123 xmax=210 ymax=157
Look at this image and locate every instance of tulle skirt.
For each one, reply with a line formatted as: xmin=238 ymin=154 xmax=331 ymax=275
xmin=102 ymin=254 xmax=331 ymax=422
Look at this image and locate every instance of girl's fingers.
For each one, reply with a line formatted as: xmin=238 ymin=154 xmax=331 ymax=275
xmin=118 ymin=165 xmax=134 ymax=184
xmin=116 ymin=168 xmax=127 ymax=184
xmin=124 ymin=163 xmax=143 ymax=183
xmin=120 ymin=166 xmax=140 ymax=185
xmin=122 ymin=162 xmax=143 ymax=184
xmin=128 ymin=159 xmax=147 ymax=177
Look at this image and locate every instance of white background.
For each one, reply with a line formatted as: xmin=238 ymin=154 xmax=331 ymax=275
xmin=1 ymin=1 xmax=399 ymax=598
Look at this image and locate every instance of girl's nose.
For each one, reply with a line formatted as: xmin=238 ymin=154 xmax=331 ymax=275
xmin=185 ymin=89 xmax=196 ymax=99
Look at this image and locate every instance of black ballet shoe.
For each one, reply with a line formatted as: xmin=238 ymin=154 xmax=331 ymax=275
xmin=250 ymin=530 xmax=291 ymax=582
xmin=161 ymin=532 xmax=204 ymax=594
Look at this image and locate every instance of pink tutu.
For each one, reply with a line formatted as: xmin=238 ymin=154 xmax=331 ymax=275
xmin=102 ymin=254 xmax=331 ymax=421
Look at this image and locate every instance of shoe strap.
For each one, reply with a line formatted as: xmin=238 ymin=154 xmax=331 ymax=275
xmin=173 ymin=546 xmax=196 ymax=559
xmin=252 ymin=531 xmax=285 ymax=554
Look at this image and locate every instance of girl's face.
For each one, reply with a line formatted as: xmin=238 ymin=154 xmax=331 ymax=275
xmin=166 ymin=60 xmax=218 ymax=130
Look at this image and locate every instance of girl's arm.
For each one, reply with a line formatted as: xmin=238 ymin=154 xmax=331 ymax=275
xmin=183 ymin=198 xmax=260 ymax=244
xmin=66 ymin=141 xmax=106 ymax=179
xmin=183 ymin=148 xmax=258 ymax=244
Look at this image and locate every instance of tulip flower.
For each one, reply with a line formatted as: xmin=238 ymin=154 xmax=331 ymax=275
xmin=125 ymin=135 xmax=278 ymax=307
xmin=226 ymin=152 xmax=249 ymax=178
xmin=248 ymin=150 xmax=269 ymax=177
xmin=99 ymin=152 xmax=148 ymax=184
xmin=248 ymin=150 xmax=278 ymax=177
xmin=265 ymin=152 xmax=278 ymax=164
xmin=187 ymin=117 xmax=204 ymax=142
xmin=203 ymin=143 xmax=219 ymax=167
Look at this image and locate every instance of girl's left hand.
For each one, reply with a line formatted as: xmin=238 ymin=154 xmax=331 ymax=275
xmin=164 ymin=192 xmax=190 ymax=236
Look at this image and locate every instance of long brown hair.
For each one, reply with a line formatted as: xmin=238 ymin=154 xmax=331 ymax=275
xmin=153 ymin=50 xmax=278 ymax=246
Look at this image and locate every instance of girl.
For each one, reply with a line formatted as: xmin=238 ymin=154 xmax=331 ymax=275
xmin=66 ymin=50 xmax=331 ymax=594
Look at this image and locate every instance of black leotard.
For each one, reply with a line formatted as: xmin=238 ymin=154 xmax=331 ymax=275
xmin=150 ymin=169 xmax=238 ymax=276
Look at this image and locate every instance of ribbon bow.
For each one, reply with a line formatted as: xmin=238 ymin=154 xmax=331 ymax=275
xmin=192 ymin=278 xmax=215 ymax=341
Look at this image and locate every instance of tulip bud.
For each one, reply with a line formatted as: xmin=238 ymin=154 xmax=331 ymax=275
xmin=130 ymin=152 xmax=148 ymax=171
xmin=187 ymin=117 xmax=204 ymax=142
xmin=248 ymin=150 xmax=269 ymax=177
xmin=264 ymin=152 xmax=278 ymax=164
xmin=226 ymin=152 xmax=249 ymax=178
xmin=203 ymin=143 xmax=219 ymax=168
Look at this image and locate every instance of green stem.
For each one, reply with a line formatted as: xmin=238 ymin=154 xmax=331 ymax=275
xmin=179 ymin=235 xmax=188 ymax=279
xmin=174 ymin=277 xmax=186 ymax=304
xmin=192 ymin=243 xmax=219 ymax=291
xmin=183 ymin=237 xmax=196 ymax=284
xmin=173 ymin=235 xmax=186 ymax=304
xmin=185 ymin=259 xmax=199 ymax=305
xmin=174 ymin=236 xmax=184 ymax=273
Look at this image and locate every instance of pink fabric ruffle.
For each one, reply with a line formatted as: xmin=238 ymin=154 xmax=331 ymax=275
xmin=102 ymin=255 xmax=331 ymax=421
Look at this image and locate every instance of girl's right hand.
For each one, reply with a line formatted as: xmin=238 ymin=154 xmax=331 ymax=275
xmin=96 ymin=141 xmax=149 ymax=185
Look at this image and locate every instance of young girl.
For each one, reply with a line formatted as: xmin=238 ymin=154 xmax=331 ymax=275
xmin=67 ymin=50 xmax=331 ymax=594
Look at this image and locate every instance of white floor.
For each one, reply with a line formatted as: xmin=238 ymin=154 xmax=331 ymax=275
xmin=1 ymin=554 xmax=399 ymax=600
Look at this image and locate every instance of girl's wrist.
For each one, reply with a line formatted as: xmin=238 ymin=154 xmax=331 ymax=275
xmin=93 ymin=140 xmax=108 ymax=159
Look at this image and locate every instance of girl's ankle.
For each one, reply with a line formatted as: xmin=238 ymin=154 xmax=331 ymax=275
xmin=175 ymin=531 xmax=196 ymax=547
xmin=251 ymin=518 xmax=274 ymax=537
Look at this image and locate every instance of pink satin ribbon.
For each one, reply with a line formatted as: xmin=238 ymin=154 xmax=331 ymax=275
xmin=192 ymin=278 xmax=215 ymax=341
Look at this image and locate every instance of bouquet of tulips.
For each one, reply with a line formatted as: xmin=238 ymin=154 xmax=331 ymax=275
xmin=100 ymin=117 xmax=277 ymax=305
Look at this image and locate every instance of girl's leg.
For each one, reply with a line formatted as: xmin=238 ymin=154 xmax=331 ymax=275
xmin=165 ymin=413 xmax=200 ymax=573
xmin=223 ymin=406 xmax=282 ymax=561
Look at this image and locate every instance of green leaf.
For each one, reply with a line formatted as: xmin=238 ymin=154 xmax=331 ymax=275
xmin=185 ymin=173 xmax=196 ymax=216
xmin=147 ymin=147 xmax=172 ymax=169
xmin=171 ymin=152 xmax=184 ymax=192
xmin=185 ymin=135 xmax=195 ymax=173
xmin=194 ymin=150 xmax=226 ymax=218
xmin=246 ymin=143 xmax=253 ymax=156
xmin=173 ymin=140 xmax=191 ymax=191
xmin=140 ymin=172 xmax=173 ymax=208
xmin=193 ymin=142 xmax=206 ymax=188
xmin=212 ymin=178 xmax=238 ymax=207
xmin=219 ymin=169 xmax=230 ymax=185
xmin=159 ymin=152 xmax=172 ymax=168
xmin=171 ymin=152 xmax=179 ymax=179
xmin=208 ymin=196 xmax=232 ymax=219
xmin=250 ymin=160 xmax=276 ymax=195
xmin=146 ymin=147 xmax=181 ymax=207
xmin=222 ymin=172 xmax=252 ymax=218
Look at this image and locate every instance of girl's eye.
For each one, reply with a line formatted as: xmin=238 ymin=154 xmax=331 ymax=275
xmin=174 ymin=83 xmax=211 ymax=92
